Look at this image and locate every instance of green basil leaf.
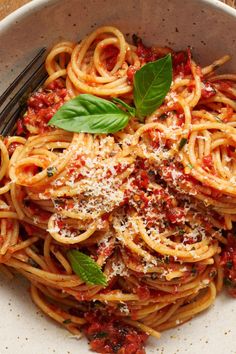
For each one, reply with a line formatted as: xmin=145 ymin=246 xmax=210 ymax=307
xmin=48 ymin=94 xmax=130 ymax=134
xmin=134 ymin=54 xmax=172 ymax=120
xmin=112 ymin=97 xmax=136 ymax=117
xmin=67 ymin=249 xmax=107 ymax=286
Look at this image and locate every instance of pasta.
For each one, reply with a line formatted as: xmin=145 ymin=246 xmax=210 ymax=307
xmin=1 ymin=26 xmax=236 ymax=353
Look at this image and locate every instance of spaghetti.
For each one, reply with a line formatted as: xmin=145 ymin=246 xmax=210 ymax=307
xmin=1 ymin=26 xmax=236 ymax=353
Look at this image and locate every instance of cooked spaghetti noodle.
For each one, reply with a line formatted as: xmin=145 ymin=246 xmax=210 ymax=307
xmin=1 ymin=26 xmax=236 ymax=353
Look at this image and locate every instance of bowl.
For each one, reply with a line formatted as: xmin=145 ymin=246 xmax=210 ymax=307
xmin=0 ymin=1 xmax=236 ymax=353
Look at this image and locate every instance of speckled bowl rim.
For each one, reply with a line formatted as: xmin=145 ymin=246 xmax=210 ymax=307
xmin=1 ymin=0 xmax=236 ymax=34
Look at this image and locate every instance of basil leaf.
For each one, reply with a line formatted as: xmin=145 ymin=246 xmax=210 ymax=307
xmin=134 ymin=54 xmax=172 ymax=120
xmin=112 ymin=97 xmax=136 ymax=117
xmin=67 ymin=249 xmax=107 ymax=286
xmin=48 ymin=94 xmax=130 ymax=134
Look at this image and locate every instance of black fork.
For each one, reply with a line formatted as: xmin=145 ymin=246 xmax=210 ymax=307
xmin=0 ymin=48 xmax=48 ymax=136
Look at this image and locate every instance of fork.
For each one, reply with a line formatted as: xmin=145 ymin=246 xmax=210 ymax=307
xmin=0 ymin=48 xmax=48 ymax=136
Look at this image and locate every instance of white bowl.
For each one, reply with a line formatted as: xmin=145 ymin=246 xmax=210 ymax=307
xmin=1 ymin=1 xmax=236 ymax=353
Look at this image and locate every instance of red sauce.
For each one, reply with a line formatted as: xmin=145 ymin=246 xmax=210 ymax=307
xmin=223 ymin=106 xmax=234 ymax=122
xmin=104 ymin=45 xmax=119 ymax=71
xmin=22 ymin=222 xmax=41 ymax=236
xmin=84 ymin=311 xmax=148 ymax=354
xmin=16 ymin=119 xmax=25 ymax=135
xmin=136 ymin=285 xmax=150 ymax=301
xmin=135 ymin=37 xmax=159 ymax=63
xmin=127 ymin=66 xmax=137 ymax=83
xmin=25 ymin=201 xmax=50 ymax=222
xmin=201 ymin=82 xmax=216 ymax=99
xmin=21 ymin=80 xmax=67 ymax=134
xmin=202 ymin=154 xmax=214 ymax=172
xmin=221 ymin=233 xmax=236 ymax=297
xmin=166 ymin=207 xmax=185 ymax=224
xmin=133 ymin=170 xmax=149 ymax=190
xmin=172 ymin=50 xmax=191 ymax=76
xmin=216 ymin=80 xmax=236 ymax=100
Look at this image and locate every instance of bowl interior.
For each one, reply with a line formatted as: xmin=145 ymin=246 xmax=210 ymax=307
xmin=0 ymin=1 xmax=236 ymax=353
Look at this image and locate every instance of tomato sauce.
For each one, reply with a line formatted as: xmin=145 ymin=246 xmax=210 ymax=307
xmin=221 ymin=233 xmax=236 ymax=297
xmin=201 ymin=82 xmax=216 ymax=99
xmin=172 ymin=50 xmax=192 ymax=76
xmin=135 ymin=38 xmax=159 ymax=63
xmin=83 ymin=311 xmax=148 ymax=354
xmin=104 ymin=45 xmax=119 ymax=71
xmin=127 ymin=66 xmax=137 ymax=83
xmin=19 ymin=80 xmax=67 ymax=134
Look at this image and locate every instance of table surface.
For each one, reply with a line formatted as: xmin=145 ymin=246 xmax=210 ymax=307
xmin=0 ymin=0 xmax=235 ymax=20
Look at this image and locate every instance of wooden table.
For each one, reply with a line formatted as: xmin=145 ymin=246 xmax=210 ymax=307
xmin=0 ymin=0 xmax=31 ymax=20
xmin=0 ymin=0 xmax=235 ymax=20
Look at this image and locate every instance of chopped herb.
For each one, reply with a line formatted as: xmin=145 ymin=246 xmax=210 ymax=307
xmin=63 ymin=319 xmax=72 ymax=324
xmin=209 ymin=270 xmax=217 ymax=278
xmin=178 ymin=138 xmax=188 ymax=150
xmin=27 ymin=258 xmax=39 ymax=268
xmin=148 ymin=170 xmax=155 ymax=176
xmin=187 ymin=163 xmax=193 ymax=169
xmin=226 ymin=260 xmax=233 ymax=269
xmin=191 ymin=268 xmax=197 ymax=275
xmin=47 ymin=166 xmax=57 ymax=177
xmin=159 ymin=113 xmax=168 ymax=120
xmin=54 ymin=198 xmax=64 ymax=205
xmin=164 ymin=256 xmax=170 ymax=264
xmin=215 ymin=116 xmax=222 ymax=122
xmin=132 ymin=33 xmax=141 ymax=46
xmin=94 ymin=332 xmax=108 ymax=339
xmin=164 ymin=220 xmax=170 ymax=227
xmin=151 ymin=272 xmax=158 ymax=280
xmin=178 ymin=229 xmax=185 ymax=235
xmin=224 ymin=277 xmax=233 ymax=287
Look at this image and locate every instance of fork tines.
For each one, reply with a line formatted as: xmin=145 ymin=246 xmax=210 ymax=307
xmin=0 ymin=48 xmax=48 ymax=136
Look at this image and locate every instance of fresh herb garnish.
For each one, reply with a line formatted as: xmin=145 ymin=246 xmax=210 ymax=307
xmin=209 ymin=270 xmax=217 ymax=278
xmin=215 ymin=116 xmax=222 ymax=122
xmin=63 ymin=319 xmax=72 ymax=324
xmin=48 ymin=55 xmax=172 ymax=133
xmin=134 ymin=54 xmax=172 ymax=120
xmin=67 ymin=249 xmax=107 ymax=286
xmin=179 ymin=138 xmax=188 ymax=150
xmin=48 ymin=94 xmax=130 ymax=134
xmin=187 ymin=163 xmax=193 ymax=169
xmin=132 ymin=33 xmax=141 ymax=46
xmin=224 ymin=277 xmax=233 ymax=287
xmin=159 ymin=113 xmax=168 ymax=120
xmin=226 ymin=260 xmax=233 ymax=269
xmin=94 ymin=332 xmax=108 ymax=339
xmin=47 ymin=166 xmax=57 ymax=177
xmin=164 ymin=255 xmax=170 ymax=264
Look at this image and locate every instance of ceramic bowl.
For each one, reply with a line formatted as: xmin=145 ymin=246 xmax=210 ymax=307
xmin=0 ymin=1 xmax=236 ymax=353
